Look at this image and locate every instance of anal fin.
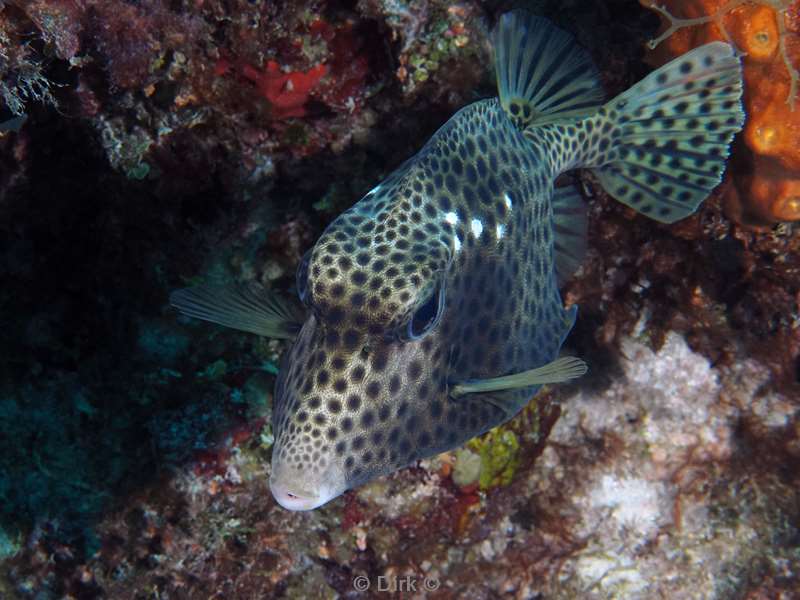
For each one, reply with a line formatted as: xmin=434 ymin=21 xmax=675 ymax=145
xmin=552 ymin=185 xmax=588 ymax=285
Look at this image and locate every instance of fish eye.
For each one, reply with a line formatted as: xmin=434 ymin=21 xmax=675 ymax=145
xmin=296 ymin=250 xmax=311 ymax=305
xmin=403 ymin=279 xmax=445 ymax=341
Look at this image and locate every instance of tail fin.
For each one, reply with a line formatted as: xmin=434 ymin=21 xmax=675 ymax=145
xmin=492 ymin=11 xmax=604 ymax=129
xmin=587 ymin=42 xmax=744 ymax=223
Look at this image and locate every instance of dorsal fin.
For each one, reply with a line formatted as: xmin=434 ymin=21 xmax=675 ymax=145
xmin=492 ymin=11 xmax=605 ymax=129
xmin=551 ymin=185 xmax=588 ymax=285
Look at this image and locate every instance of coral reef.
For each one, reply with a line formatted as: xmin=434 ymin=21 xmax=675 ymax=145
xmin=641 ymin=0 xmax=800 ymax=228
xmin=514 ymin=332 xmax=799 ymax=598
xmin=0 ymin=0 xmax=799 ymax=597
xmin=0 ymin=4 xmax=58 ymax=116
xmin=358 ymin=0 xmax=484 ymax=97
xmin=1 ymin=0 xmax=391 ymax=193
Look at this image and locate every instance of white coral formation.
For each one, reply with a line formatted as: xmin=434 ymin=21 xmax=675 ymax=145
xmin=530 ymin=327 xmax=798 ymax=599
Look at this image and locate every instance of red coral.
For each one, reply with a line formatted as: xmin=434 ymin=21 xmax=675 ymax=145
xmin=222 ymin=17 xmax=371 ymax=120
xmin=242 ymin=60 xmax=329 ymax=119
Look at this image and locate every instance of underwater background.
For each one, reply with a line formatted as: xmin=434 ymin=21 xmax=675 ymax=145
xmin=1 ymin=0 xmax=799 ymax=598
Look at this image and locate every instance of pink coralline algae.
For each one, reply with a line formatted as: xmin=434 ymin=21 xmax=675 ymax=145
xmin=8 ymin=0 xmax=84 ymax=62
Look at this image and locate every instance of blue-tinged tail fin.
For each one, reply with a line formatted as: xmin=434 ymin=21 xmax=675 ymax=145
xmin=586 ymin=42 xmax=745 ymax=223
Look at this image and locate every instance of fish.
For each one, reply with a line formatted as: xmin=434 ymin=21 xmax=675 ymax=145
xmin=171 ymin=11 xmax=744 ymax=510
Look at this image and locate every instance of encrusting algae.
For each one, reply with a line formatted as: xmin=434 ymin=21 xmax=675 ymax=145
xmin=171 ymin=10 xmax=745 ymax=511
xmin=642 ymin=0 xmax=800 ymax=227
xmin=469 ymin=428 xmax=521 ymax=490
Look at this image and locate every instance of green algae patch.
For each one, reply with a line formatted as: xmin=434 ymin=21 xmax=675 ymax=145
xmin=467 ymin=428 xmax=521 ymax=491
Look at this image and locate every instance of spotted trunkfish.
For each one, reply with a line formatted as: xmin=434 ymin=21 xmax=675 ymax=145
xmin=171 ymin=11 xmax=744 ymax=510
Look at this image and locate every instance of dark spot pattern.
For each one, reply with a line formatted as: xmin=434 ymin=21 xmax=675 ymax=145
xmin=270 ymin=99 xmax=575 ymax=490
xmin=269 ymin=37 xmax=743 ymax=499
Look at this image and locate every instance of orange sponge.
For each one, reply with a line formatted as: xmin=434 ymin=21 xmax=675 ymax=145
xmin=641 ymin=0 xmax=800 ymax=228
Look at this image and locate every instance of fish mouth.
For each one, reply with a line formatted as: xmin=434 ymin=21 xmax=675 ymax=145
xmin=270 ymin=478 xmax=327 ymax=511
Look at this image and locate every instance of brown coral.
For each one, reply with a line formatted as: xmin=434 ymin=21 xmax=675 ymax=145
xmin=641 ymin=0 xmax=800 ymax=228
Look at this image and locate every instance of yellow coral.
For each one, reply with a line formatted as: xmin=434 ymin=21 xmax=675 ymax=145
xmin=467 ymin=427 xmax=520 ymax=490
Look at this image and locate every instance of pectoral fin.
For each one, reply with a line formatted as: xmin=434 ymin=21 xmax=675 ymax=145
xmin=170 ymin=282 xmax=305 ymax=340
xmin=450 ymin=356 xmax=587 ymax=399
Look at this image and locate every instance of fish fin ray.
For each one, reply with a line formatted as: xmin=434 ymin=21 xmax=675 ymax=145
xmin=552 ymin=185 xmax=588 ymax=285
xmin=170 ymin=282 xmax=305 ymax=340
xmin=588 ymin=42 xmax=744 ymax=223
xmin=450 ymin=356 xmax=587 ymax=398
xmin=493 ymin=11 xmax=604 ymax=129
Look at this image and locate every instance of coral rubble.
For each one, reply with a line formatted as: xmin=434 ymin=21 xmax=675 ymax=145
xmin=641 ymin=0 xmax=800 ymax=228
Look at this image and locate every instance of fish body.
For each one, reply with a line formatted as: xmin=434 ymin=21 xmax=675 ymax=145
xmin=272 ymin=98 xmax=574 ymax=505
xmin=172 ymin=12 xmax=745 ymax=510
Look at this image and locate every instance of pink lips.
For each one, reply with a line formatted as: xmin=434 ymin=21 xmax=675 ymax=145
xmin=270 ymin=479 xmax=322 ymax=511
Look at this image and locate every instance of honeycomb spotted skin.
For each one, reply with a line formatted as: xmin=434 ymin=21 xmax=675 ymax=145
xmin=272 ymin=99 xmax=574 ymax=493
